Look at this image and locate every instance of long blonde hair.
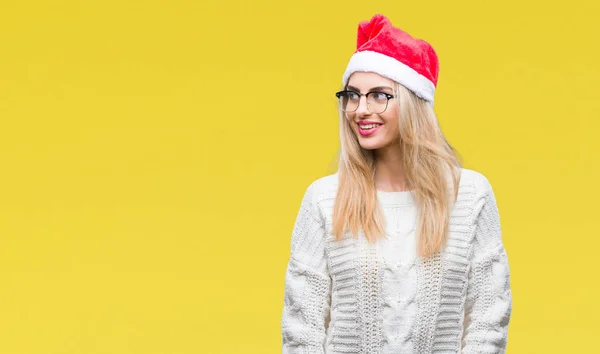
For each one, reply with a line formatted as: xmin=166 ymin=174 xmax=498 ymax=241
xmin=331 ymin=83 xmax=462 ymax=259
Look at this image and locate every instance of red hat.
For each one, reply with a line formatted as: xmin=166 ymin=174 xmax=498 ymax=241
xmin=342 ymin=14 xmax=439 ymax=105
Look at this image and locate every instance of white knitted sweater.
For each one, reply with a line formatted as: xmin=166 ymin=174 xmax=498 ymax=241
xmin=281 ymin=168 xmax=512 ymax=354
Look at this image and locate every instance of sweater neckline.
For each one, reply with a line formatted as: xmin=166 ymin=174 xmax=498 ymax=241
xmin=376 ymin=189 xmax=415 ymax=206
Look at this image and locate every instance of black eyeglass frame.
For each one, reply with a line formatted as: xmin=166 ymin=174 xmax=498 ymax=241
xmin=335 ymin=90 xmax=396 ymax=113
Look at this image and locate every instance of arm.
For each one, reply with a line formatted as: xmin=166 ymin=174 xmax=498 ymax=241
xmin=281 ymin=182 xmax=332 ymax=354
xmin=462 ymin=179 xmax=513 ymax=354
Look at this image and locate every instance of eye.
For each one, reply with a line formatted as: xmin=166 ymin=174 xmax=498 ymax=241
xmin=347 ymin=91 xmax=360 ymax=100
xmin=370 ymin=92 xmax=389 ymax=102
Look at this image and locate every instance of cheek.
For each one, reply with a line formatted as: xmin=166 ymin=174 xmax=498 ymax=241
xmin=382 ymin=113 xmax=398 ymax=133
xmin=383 ymin=124 xmax=398 ymax=140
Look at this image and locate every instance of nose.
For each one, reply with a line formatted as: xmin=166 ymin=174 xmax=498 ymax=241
xmin=355 ymin=95 xmax=371 ymax=116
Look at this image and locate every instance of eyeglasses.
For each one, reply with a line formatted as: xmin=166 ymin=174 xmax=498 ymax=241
xmin=335 ymin=90 xmax=396 ymax=114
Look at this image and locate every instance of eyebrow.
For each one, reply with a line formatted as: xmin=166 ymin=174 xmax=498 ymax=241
xmin=346 ymin=85 xmax=394 ymax=92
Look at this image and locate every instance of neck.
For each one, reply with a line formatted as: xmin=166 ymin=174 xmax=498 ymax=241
xmin=373 ymin=143 xmax=408 ymax=192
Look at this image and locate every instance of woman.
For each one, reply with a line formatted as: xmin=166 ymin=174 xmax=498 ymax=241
xmin=281 ymin=14 xmax=512 ymax=354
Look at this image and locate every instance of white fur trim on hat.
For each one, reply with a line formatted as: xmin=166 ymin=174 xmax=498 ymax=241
xmin=342 ymin=50 xmax=436 ymax=105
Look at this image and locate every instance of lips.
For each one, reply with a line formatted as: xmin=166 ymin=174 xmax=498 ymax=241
xmin=357 ymin=122 xmax=383 ymax=136
xmin=358 ymin=123 xmax=382 ymax=129
xmin=357 ymin=120 xmax=383 ymax=126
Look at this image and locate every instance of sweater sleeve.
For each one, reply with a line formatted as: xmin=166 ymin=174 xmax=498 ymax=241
xmin=461 ymin=179 xmax=513 ymax=354
xmin=281 ymin=182 xmax=332 ymax=354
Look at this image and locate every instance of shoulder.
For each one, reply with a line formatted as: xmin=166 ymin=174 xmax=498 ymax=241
xmin=457 ymin=168 xmax=504 ymax=245
xmin=458 ymin=169 xmax=506 ymax=255
xmin=458 ymin=167 xmax=495 ymax=202
xmin=299 ymin=172 xmax=340 ymax=219
xmin=456 ymin=167 xmax=501 ymax=226
xmin=304 ymin=172 xmax=340 ymax=203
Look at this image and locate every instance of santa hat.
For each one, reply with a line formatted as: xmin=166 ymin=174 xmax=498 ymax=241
xmin=342 ymin=14 xmax=439 ymax=105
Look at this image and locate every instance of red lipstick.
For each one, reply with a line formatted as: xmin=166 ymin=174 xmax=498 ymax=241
xmin=357 ymin=121 xmax=383 ymax=136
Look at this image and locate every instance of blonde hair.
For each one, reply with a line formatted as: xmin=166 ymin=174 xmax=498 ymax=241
xmin=331 ymin=83 xmax=462 ymax=259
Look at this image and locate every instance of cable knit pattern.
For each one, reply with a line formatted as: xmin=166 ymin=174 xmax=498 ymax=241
xmin=281 ymin=168 xmax=512 ymax=354
xmin=380 ymin=204 xmax=418 ymax=353
xmin=282 ymin=181 xmax=332 ymax=354
xmin=461 ymin=180 xmax=512 ymax=354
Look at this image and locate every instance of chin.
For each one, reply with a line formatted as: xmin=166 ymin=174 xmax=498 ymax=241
xmin=358 ymin=139 xmax=386 ymax=150
xmin=353 ymin=127 xmax=394 ymax=151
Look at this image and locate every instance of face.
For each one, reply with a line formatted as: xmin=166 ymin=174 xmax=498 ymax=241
xmin=344 ymin=72 xmax=400 ymax=151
